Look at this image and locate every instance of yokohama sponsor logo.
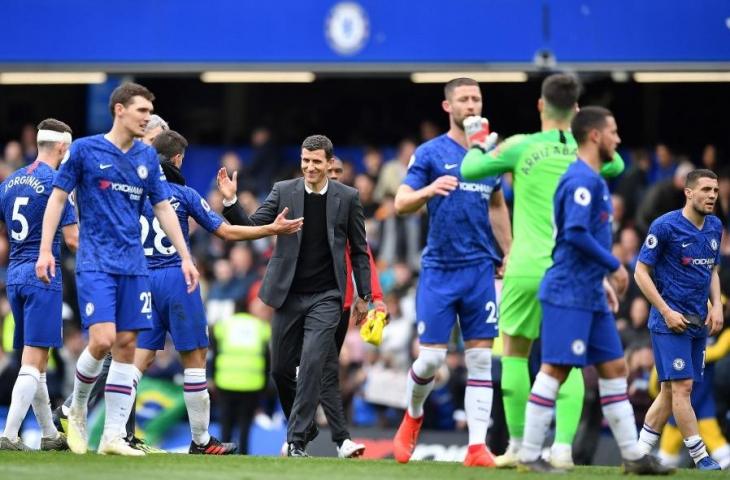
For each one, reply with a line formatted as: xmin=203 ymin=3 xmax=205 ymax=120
xmin=99 ymin=180 xmax=143 ymax=199
xmin=681 ymin=256 xmax=714 ymax=266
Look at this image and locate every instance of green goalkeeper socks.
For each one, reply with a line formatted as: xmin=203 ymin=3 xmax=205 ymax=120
xmin=555 ymin=367 xmax=585 ymax=445
xmin=501 ymin=357 xmax=584 ymax=445
xmin=501 ymin=356 xmax=530 ymax=439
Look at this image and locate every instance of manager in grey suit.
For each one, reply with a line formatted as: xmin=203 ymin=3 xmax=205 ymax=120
xmin=218 ymin=135 xmax=371 ymax=456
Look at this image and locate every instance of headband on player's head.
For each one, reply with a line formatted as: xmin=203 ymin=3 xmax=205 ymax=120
xmin=37 ymin=129 xmax=72 ymax=144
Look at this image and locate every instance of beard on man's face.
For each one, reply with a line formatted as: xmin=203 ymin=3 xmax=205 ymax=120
xmin=599 ymin=144 xmax=614 ymax=164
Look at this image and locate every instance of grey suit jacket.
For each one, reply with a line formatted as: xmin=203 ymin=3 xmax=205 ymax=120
xmin=222 ymin=177 xmax=371 ymax=309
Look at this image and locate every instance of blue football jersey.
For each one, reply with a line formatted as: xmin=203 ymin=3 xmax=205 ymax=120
xmin=0 ymin=161 xmax=76 ymax=290
xmin=54 ymin=135 xmax=170 ymax=275
xmin=403 ymin=134 xmax=501 ymax=268
xmin=638 ymin=210 xmax=722 ymax=338
xmin=539 ymin=159 xmax=614 ymax=312
xmin=142 ymin=183 xmax=222 ymax=269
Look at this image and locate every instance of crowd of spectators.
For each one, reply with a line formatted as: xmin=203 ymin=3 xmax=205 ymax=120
xmin=0 ymin=123 xmax=728 ymax=462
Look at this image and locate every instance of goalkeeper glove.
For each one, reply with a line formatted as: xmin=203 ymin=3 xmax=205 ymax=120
xmin=464 ymin=116 xmax=498 ymax=152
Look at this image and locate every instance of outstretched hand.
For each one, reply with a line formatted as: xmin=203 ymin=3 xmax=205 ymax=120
xmin=271 ymin=207 xmax=304 ymax=235
xmin=216 ymin=167 xmax=238 ymax=201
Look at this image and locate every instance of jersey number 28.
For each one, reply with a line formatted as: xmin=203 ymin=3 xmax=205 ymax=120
xmin=139 ymin=216 xmax=176 ymax=256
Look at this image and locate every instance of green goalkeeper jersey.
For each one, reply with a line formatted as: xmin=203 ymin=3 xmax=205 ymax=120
xmin=461 ymin=129 xmax=624 ymax=278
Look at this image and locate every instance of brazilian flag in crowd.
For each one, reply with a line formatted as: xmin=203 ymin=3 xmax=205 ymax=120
xmin=89 ymin=377 xmax=186 ymax=448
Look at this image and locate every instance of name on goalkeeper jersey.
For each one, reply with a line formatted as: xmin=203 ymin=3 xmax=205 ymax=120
xmin=521 ymin=145 xmax=576 ymax=175
xmin=5 ymin=175 xmax=45 ymax=194
xmin=459 ymin=182 xmax=494 ymax=194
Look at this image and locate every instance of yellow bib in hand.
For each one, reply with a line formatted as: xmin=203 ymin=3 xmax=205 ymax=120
xmin=360 ymin=310 xmax=387 ymax=346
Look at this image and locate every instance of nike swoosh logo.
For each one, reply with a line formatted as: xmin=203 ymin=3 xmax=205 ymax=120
xmin=100 ymin=164 xmax=113 ymax=169
xmin=682 ymin=242 xmax=691 ymax=248
xmin=444 ymin=163 xmax=458 ymax=170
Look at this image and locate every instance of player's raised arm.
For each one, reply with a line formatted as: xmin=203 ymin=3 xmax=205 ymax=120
xmin=36 ymin=187 xmax=69 ymax=283
xmin=460 ymin=117 xmax=518 ymax=180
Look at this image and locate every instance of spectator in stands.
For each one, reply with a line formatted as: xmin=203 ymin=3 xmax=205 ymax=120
xmin=636 ymin=161 xmax=694 ymax=235
xmin=618 ymin=297 xmax=651 ymax=348
xmin=616 ymin=148 xmax=651 ymax=221
xmin=354 ymin=174 xmax=379 ymax=220
xmin=649 ymin=143 xmax=676 ymax=184
xmin=245 ymin=127 xmax=282 ymax=196
xmin=362 ymin=146 xmax=383 ymax=182
xmin=625 ymin=344 xmax=654 ymax=427
xmin=211 ymin=297 xmax=271 ymax=455
xmin=701 ymin=144 xmax=718 ymax=171
xmin=20 ymin=124 xmax=37 ymax=164
xmin=374 ymin=138 xmax=416 ymax=202
xmin=2 ymin=141 xmax=23 ymax=170
xmin=339 ymin=160 xmax=356 ymax=187
xmin=419 ymin=120 xmax=439 ymax=142
xmin=228 ymin=245 xmax=259 ymax=302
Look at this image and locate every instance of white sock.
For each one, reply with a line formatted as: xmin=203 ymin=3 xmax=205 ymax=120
xmin=657 ymin=450 xmax=680 ymax=467
xmin=2 ymin=365 xmax=40 ymax=441
xmin=464 ymin=348 xmax=493 ymax=446
xmin=31 ymin=372 xmax=58 ymax=439
xmin=507 ymin=438 xmax=522 ymax=454
xmin=599 ymin=377 xmax=642 ymax=461
xmin=117 ymin=366 xmax=143 ymax=439
xmin=684 ymin=435 xmax=709 ymax=463
xmin=637 ymin=423 xmax=661 ymax=455
xmin=519 ymin=372 xmax=559 ymax=462
xmin=183 ymin=368 xmax=211 ymax=446
xmin=102 ymin=361 xmax=136 ymax=442
xmin=711 ymin=443 xmax=730 ymax=469
xmin=71 ymin=348 xmax=103 ymax=411
xmin=406 ymin=347 xmax=446 ymax=418
xmin=133 ymin=367 xmax=142 ymax=392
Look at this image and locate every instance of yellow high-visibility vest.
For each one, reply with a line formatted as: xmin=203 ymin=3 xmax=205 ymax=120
xmin=213 ymin=313 xmax=270 ymax=392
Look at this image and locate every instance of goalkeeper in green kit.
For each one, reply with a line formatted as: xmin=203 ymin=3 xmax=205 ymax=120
xmin=460 ymin=74 xmax=625 ymax=469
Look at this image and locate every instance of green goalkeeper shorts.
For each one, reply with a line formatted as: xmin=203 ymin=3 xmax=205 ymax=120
xmin=499 ymin=275 xmax=543 ymax=340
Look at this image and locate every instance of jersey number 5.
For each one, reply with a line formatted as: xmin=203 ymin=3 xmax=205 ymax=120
xmin=10 ymin=197 xmax=30 ymax=241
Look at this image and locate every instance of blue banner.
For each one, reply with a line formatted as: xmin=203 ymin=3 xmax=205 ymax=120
xmin=1 ymin=0 xmax=727 ymax=66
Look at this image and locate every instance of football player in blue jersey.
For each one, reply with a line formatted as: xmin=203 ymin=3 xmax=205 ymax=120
xmin=36 ymin=83 xmax=199 ymax=456
xmin=0 ymin=119 xmax=78 ymax=451
xmin=517 ymin=107 xmax=671 ymax=475
xmin=392 ymin=77 xmax=512 ymax=468
xmin=52 ymin=115 xmax=173 ymax=454
xmin=634 ymin=168 xmax=724 ymax=471
xmin=134 ymin=130 xmax=301 ymax=455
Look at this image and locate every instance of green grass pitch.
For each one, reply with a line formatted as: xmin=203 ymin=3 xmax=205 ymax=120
xmin=0 ymin=452 xmax=722 ymax=480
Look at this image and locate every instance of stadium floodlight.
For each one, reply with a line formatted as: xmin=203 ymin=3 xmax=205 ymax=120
xmin=200 ymin=71 xmax=316 ymax=83
xmin=0 ymin=72 xmax=107 ymax=84
xmin=410 ymin=72 xmax=528 ymax=83
xmin=633 ymin=72 xmax=730 ymax=83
